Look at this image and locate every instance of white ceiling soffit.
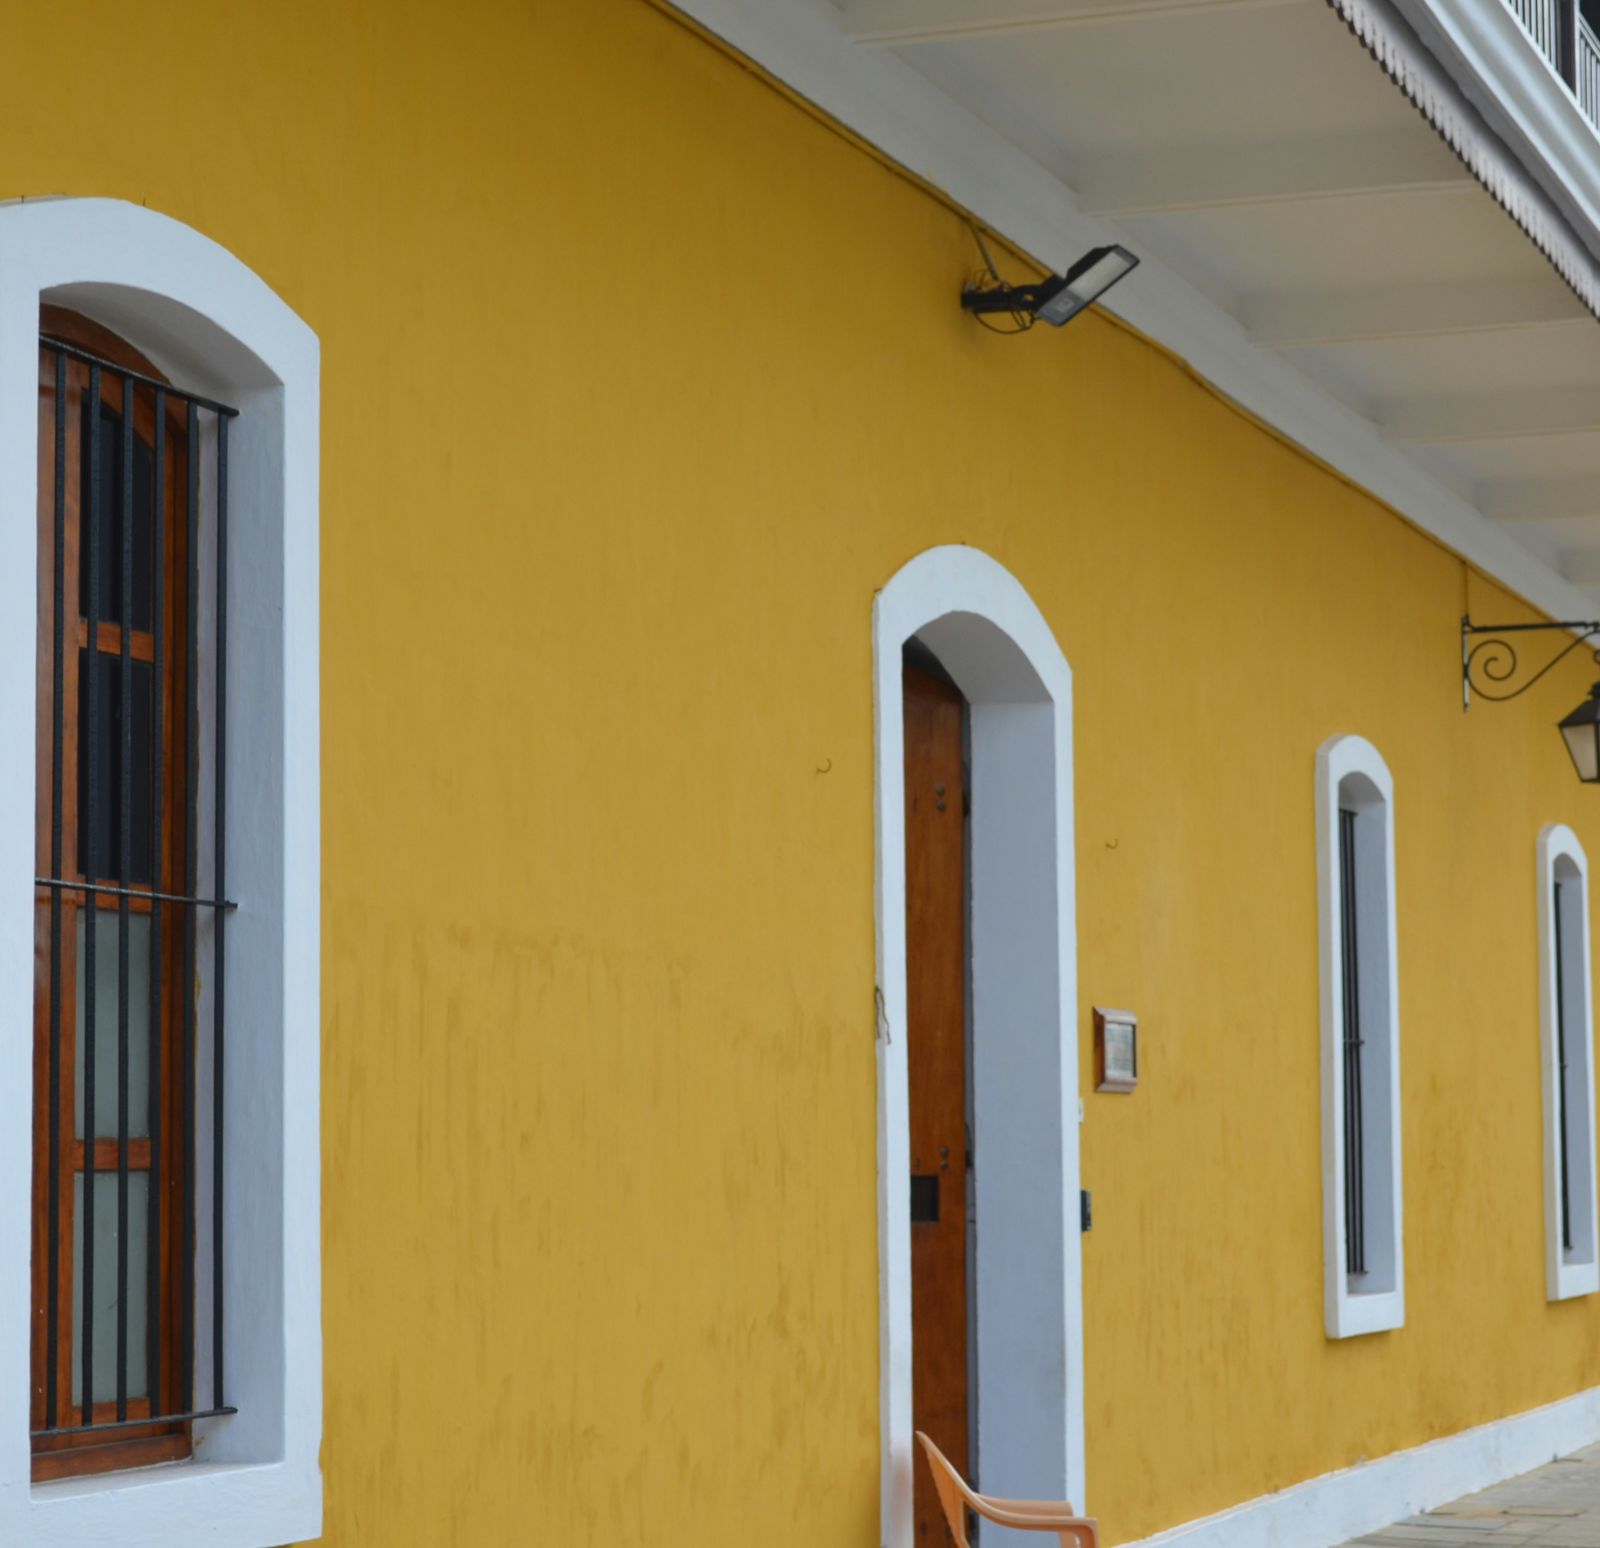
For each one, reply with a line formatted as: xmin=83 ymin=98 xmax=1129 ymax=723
xmin=1342 ymin=0 xmax=1600 ymax=316
xmin=660 ymin=0 xmax=1600 ymax=620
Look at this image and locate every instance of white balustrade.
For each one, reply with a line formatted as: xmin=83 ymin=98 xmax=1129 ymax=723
xmin=1580 ymin=14 xmax=1600 ymax=124
xmin=1509 ymin=0 xmax=1564 ymax=71
xmin=1500 ymin=1 xmax=1600 ymax=135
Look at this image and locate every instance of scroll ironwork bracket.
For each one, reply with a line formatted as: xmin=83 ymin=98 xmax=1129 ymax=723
xmin=1461 ymin=615 xmax=1600 ymax=711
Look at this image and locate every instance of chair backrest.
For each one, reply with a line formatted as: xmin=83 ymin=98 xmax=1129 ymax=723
xmin=914 ymin=1430 xmax=1100 ymax=1548
xmin=917 ymin=1432 xmax=977 ymax=1548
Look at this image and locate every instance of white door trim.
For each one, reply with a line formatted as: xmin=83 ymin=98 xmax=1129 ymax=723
xmin=873 ymin=545 xmax=1083 ymax=1547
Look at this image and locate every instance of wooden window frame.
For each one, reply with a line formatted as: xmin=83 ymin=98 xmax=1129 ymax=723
xmin=30 ymin=306 xmax=193 ymax=1481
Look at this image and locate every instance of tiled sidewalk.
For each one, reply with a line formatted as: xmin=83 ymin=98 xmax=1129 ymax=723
xmin=1345 ymin=1446 xmax=1600 ymax=1548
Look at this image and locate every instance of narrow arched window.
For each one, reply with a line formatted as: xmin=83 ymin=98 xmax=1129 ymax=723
xmin=30 ymin=307 xmax=234 ymax=1478
xmin=1538 ymin=825 xmax=1598 ymax=1301
xmin=0 ymin=200 xmax=319 ymax=1545
xmin=1317 ymin=735 xmax=1403 ymax=1338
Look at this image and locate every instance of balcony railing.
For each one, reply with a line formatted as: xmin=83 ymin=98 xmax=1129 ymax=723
xmin=1511 ymin=0 xmax=1563 ymax=65
xmin=1581 ymin=13 xmax=1600 ymax=122
xmin=1505 ymin=0 xmax=1600 ymax=132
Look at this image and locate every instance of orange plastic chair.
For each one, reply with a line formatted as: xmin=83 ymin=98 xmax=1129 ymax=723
xmin=916 ymin=1432 xmax=1100 ymax=1548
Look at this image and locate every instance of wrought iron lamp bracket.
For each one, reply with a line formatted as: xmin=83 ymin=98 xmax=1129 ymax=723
xmin=1462 ymin=615 xmax=1600 ymax=710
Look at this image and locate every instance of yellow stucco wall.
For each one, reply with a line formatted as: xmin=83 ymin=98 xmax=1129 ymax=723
xmin=6 ymin=1 xmax=1600 ymax=1543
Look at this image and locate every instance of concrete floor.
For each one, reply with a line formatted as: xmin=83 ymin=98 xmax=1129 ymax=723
xmin=1346 ymin=1447 xmax=1600 ymax=1548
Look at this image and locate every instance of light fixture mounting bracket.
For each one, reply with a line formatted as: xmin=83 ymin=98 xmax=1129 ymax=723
xmin=1461 ymin=614 xmax=1600 ymax=710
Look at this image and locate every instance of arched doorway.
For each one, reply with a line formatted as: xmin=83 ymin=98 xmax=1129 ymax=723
xmin=874 ymin=546 xmax=1083 ymax=1548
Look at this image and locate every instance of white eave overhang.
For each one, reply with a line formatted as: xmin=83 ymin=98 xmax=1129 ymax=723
xmin=662 ymin=0 xmax=1600 ymax=621
xmin=1386 ymin=0 xmax=1600 ymax=288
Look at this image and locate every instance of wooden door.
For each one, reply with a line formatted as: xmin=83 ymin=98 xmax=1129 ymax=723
xmin=904 ymin=659 xmax=971 ymax=1544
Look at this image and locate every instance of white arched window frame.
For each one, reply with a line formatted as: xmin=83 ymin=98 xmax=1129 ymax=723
xmin=1537 ymin=824 xmax=1599 ymax=1302
xmin=1317 ymin=734 xmax=1404 ymax=1339
xmin=0 ymin=200 xmax=320 ymax=1547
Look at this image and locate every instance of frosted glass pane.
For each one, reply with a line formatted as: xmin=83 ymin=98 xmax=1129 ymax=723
xmin=74 ymin=910 xmax=151 ymax=1138
xmin=70 ymin=1171 xmax=150 ymax=1406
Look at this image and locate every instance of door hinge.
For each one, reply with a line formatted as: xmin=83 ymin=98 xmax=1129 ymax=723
xmin=1080 ymin=1189 xmax=1092 ymax=1233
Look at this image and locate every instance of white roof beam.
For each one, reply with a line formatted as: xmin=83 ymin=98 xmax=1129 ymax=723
xmin=1482 ymin=476 xmax=1600 ymax=524
xmin=1384 ymin=386 xmax=1600 ymax=445
xmin=838 ymin=0 xmax=1297 ymax=47
xmin=1247 ymin=278 xmax=1588 ymax=347
xmin=1075 ymin=133 xmax=1474 ymax=218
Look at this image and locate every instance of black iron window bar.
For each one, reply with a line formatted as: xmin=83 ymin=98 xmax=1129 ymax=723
xmin=33 ymin=337 xmax=237 ymax=1441
xmin=1338 ymin=808 xmax=1366 ymax=1278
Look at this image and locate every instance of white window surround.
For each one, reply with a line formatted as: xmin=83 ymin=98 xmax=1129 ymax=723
xmin=0 ymin=199 xmax=320 ymax=1547
xmin=873 ymin=545 xmax=1083 ymax=1548
xmin=1316 ymin=733 xmax=1404 ymax=1340
xmin=1537 ymin=823 xmax=1599 ymax=1302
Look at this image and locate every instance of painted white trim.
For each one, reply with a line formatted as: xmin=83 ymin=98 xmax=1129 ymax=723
xmin=873 ymin=546 xmax=1083 ymax=1548
xmin=0 ymin=199 xmax=321 ymax=1547
xmin=1537 ymin=824 xmax=1599 ymax=1301
xmin=655 ymin=0 xmax=1600 ymax=625
xmin=1316 ymin=734 xmax=1404 ymax=1339
xmin=1119 ymin=1385 xmax=1600 ymax=1548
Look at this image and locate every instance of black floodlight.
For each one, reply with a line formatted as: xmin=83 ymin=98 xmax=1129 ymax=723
xmin=961 ymin=242 xmax=1140 ymax=329
xmin=1560 ymin=684 xmax=1600 ymax=783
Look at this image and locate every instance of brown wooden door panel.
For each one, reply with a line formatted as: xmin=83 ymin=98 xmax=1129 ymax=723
xmin=904 ymin=661 xmax=970 ymax=1546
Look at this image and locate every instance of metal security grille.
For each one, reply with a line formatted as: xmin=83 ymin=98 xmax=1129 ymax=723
xmin=1555 ymin=880 xmax=1574 ymax=1254
xmin=1339 ymin=808 xmax=1366 ymax=1278
xmin=32 ymin=335 xmax=236 ymax=1446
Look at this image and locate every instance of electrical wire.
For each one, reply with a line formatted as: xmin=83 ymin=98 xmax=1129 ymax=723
xmin=971 ymin=306 xmax=1035 ymax=335
xmin=964 ymin=223 xmax=1036 ymax=334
